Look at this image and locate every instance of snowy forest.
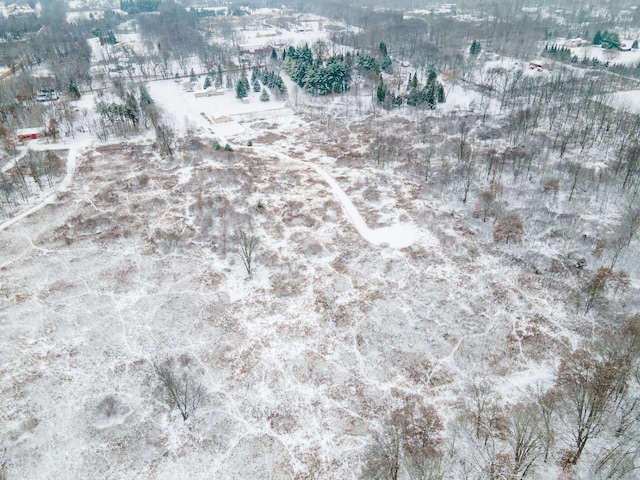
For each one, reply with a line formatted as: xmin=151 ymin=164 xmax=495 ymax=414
xmin=1 ymin=0 xmax=640 ymax=478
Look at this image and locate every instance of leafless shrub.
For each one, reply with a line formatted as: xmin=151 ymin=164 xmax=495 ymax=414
xmin=543 ymin=178 xmax=560 ymax=201
xmin=473 ymin=189 xmax=498 ymax=222
xmin=593 ymin=239 xmax=607 ymax=259
xmin=494 ymin=214 xmax=524 ymax=244
xmin=155 ymin=364 xmax=205 ymax=421
xmin=582 ymin=267 xmax=630 ymax=314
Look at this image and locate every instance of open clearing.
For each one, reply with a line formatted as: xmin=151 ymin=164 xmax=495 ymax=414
xmin=0 ymin=77 xmax=589 ymax=478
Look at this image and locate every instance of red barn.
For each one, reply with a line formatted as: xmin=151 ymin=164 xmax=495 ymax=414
xmin=17 ymin=128 xmax=40 ymax=142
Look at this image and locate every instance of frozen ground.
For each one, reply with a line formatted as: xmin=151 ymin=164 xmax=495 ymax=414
xmin=0 ymin=73 xmax=637 ymax=479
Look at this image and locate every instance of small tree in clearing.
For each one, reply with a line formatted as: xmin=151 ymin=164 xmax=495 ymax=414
xmin=236 ymin=80 xmax=248 ymax=99
xmin=493 ymin=214 xmax=524 ymax=244
xmin=236 ymin=230 xmax=257 ymax=275
xmin=155 ymin=364 xmax=204 ymax=421
xmin=260 ymin=88 xmax=270 ymax=102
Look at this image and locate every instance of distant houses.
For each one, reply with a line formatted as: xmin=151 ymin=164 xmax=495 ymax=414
xmin=36 ymin=90 xmax=59 ymax=102
xmin=529 ymin=61 xmax=544 ymax=71
xmin=194 ymin=88 xmax=224 ymax=98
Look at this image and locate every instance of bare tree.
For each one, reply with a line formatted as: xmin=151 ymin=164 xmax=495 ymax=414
xmin=556 ymin=347 xmax=630 ymax=467
xmin=507 ymin=403 xmax=543 ymax=478
xmin=531 ymin=387 xmax=557 ymax=463
xmin=155 ymin=122 xmax=175 ymax=158
xmin=361 ymin=403 xmax=444 ymax=480
xmin=361 ymin=420 xmax=402 ymax=480
xmin=155 ymin=364 xmax=204 ymax=421
xmin=236 ymin=229 xmax=258 ymax=275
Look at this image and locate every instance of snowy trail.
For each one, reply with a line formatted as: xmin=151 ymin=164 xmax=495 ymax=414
xmin=256 ymin=147 xmax=418 ymax=249
xmin=0 ymin=143 xmax=85 ymax=232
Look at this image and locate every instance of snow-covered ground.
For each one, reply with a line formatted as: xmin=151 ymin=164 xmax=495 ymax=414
xmin=570 ymin=44 xmax=640 ymax=65
xmin=607 ymin=88 xmax=640 ymax=112
xmin=0 ymin=73 xmax=589 ymax=478
xmin=2 ymin=9 xmax=639 ymax=478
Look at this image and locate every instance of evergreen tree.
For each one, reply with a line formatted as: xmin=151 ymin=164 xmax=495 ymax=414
xmin=601 ymin=30 xmax=620 ymax=49
xmin=190 ymin=68 xmax=197 ymax=82
xmin=469 ymin=40 xmax=482 ymax=57
xmin=411 ymin=72 xmax=419 ymax=89
xmin=225 ymin=74 xmax=233 ymax=90
xmin=240 ymin=73 xmax=250 ymax=92
xmin=215 ymin=65 xmax=223 ymax=87
xmin=260 ymin=88 xmax=269 ymax=102
xmin=406 ymin=87 xmax=422 ymax=106
xmin=203 ymin=76 xmax=211 ymax=89
xmin=139 ymin=85 xmax=153 ymax=105
xmin=425 ymin=83 xmax=436 ymax=109
xmin=253 ymin=79 xmax=261 ymax=92
xmin=236 ymin=80 xmax=247 ymax=99
xmin=68 ymin=79 xmax=80 ymax=99
xmin=271 ymin=48 xmax=277 ymax=60
xmin=470 ymin=40 xmax=478 ymax=55
xmin=437 ymin=83 xmax=446 ymax=103
xmin=125 ymin=92 xmax=140 ymax=127
xmin=381 ymin=56 xmax=392 ymax=73
xmin=633 ymin=39 xmax=639 ymax=49
xmin=105 ymin=29 xmax=117 ymax=45
xmin=376 ymin=80 xmax=387 ymax=103
xmin=593 ymin=30 xmax=603 ymax=45
xmin=379 ymin=42 xmax=388 ymax=56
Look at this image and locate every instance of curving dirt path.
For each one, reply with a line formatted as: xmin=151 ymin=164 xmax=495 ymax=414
xmin=255 ymin=146 xmax=418 ymax=249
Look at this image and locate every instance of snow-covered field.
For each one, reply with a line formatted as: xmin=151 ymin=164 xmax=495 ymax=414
xmin=0 ymin=75 xmax=596 ymax=478
xmin=2 ymin=5 xmax=640 ymax=474
xmin=607 ymin=88 xmax=640 ymax=112
xmin=571 ymin=44 xmax=640 ymax=65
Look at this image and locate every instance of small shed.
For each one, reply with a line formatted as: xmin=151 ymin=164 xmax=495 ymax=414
xmin=17 ymin=128 xmax=40 ymax=142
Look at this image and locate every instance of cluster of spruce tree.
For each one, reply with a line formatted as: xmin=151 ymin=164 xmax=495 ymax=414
xmin=593 ymin=30 xmax=621 ymax=50
xmin=98 ymin=93 xmax=140 ymax=129
xmin=91 ymin=26 xmax=117 ymax=46
xmin=283 ymin=44 xmax=351 ymax=96
xmin=95 ymin=85 xmax=156 ymax=138
xmin=377 ymin=70 xmax=445 ymax=110
xmin=542 ymin=44 xmax=572 ymax=62
xmin=258 ymin=69 xmax=287 ymax=96
xmin=235 ymin=74 xmax=249 ymax=99
xmin=355 ymin=43 xmax=393 ymax=79
xmin=119 ymin=0 xmax=160 ymax=14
